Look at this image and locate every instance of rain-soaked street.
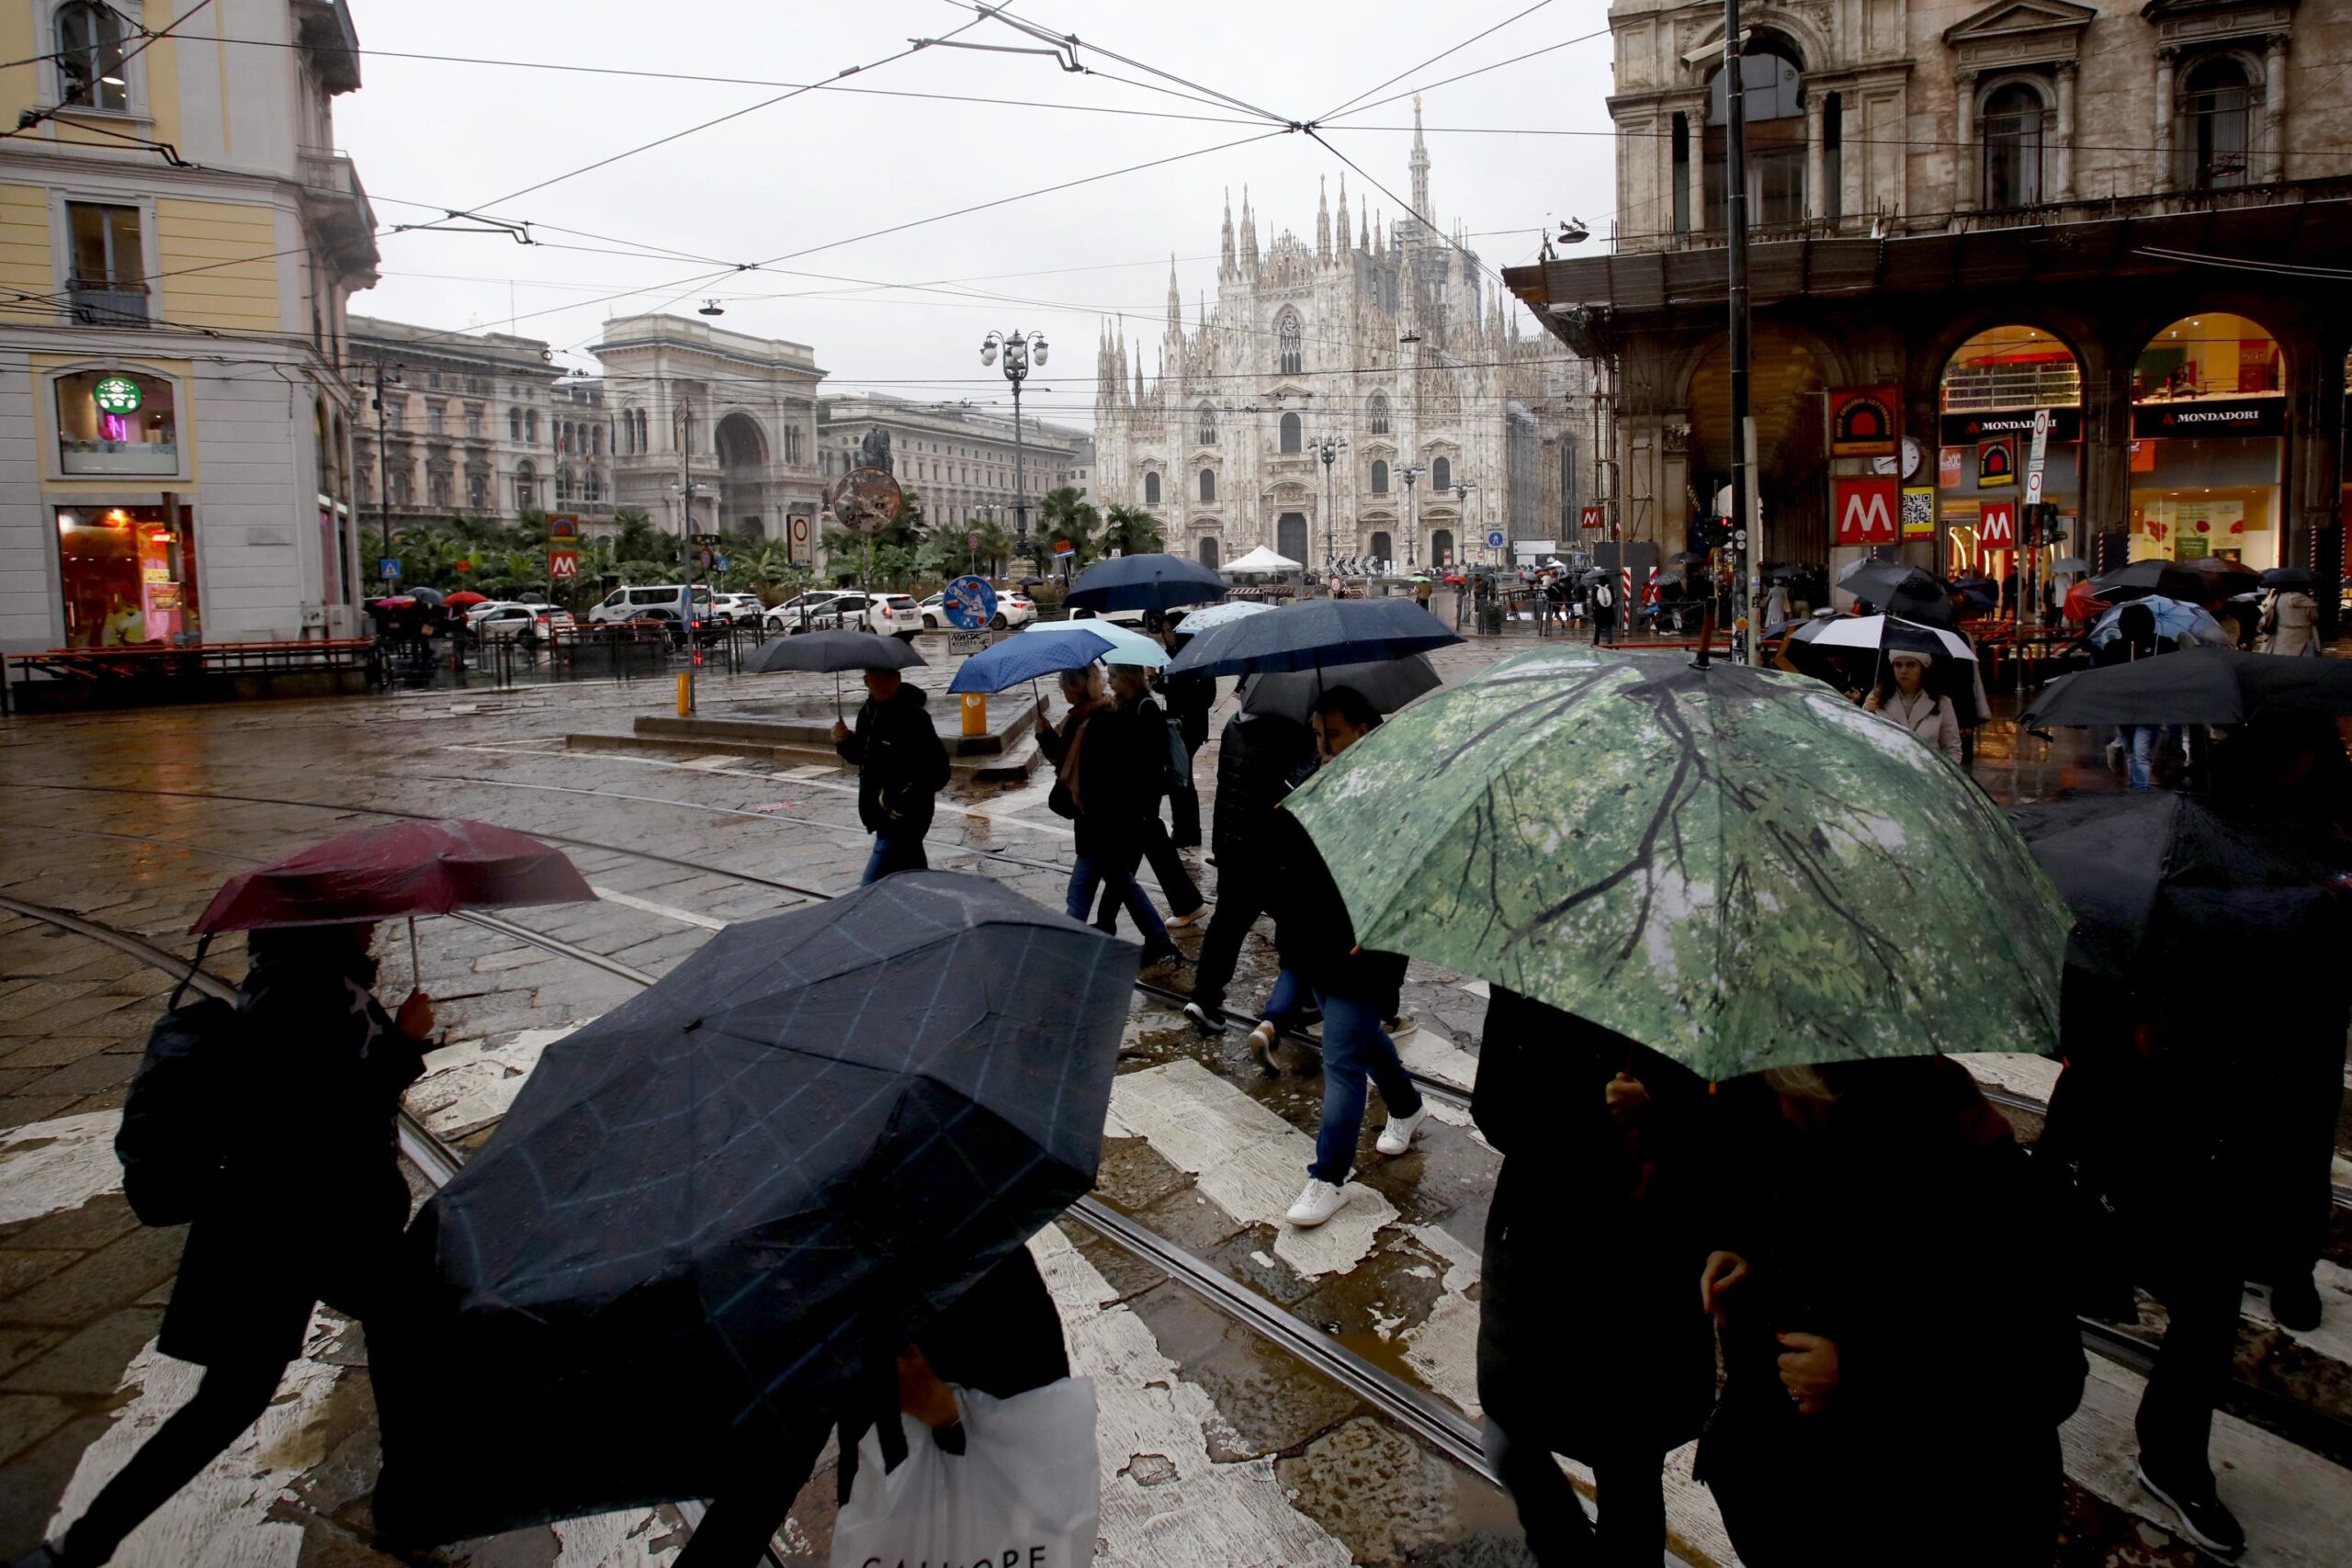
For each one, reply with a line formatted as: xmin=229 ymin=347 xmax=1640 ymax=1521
xmin=2 ymin=641 xmax=2348 ymax=1567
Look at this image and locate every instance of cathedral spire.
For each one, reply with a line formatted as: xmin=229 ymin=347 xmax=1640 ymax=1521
xmin=1167 ymin=255 xmax=1182 ymax=333
xmin=1241 ymin=186 xmax=1257 ymax=275
xmin=1409 ymin=94 xmax=1431 ymax=241
xmin=1317 ymin=176 xmax=1330 ymax=263
xmin=1336 ymin=175 xmax=1350 ymax=255
xmin=1221 ymin=187 xmax=1235 ymax=275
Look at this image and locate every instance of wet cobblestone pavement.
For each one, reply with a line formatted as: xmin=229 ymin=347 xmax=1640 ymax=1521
xmin=1 ymin=637 xmax=2347 ymax=1566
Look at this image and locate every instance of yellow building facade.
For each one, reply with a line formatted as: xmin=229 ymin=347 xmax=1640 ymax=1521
xmin=0 ymin=0 xmax=377 ymax=654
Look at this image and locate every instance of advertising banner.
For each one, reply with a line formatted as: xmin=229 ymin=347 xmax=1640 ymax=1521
xmin=1829 ymin=386 xmax=1900 ymax=457
xmin=1977 ymin=436 xmax=2018 ymax=488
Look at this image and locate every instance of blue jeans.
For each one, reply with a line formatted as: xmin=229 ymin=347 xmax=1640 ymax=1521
xmin=1306 ymin=985 xmax=1422 ymax=1185
xmin=2124 ymin=726 xmax=2159 ymax=791
xmin=1066 ymin=849 xmax=1170 ymax=947
xmin=862 ymin=827 xmax=928 ymax=884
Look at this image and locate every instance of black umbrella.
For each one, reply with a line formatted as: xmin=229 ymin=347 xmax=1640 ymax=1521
xmin=1067 ymin=552 xmax=1226 ymax=614
xmin=2261 ymin=566 xmax=2318 ymax=592
xmin=1839 ymin=559 xmax=1946 ymax=608
xmin=406 ymin=585 xmax=447 ymax=606
xmin=372 ymin=873 xmax=1136 ymax=1544
xmin=1243 ymin=653 xmax=1441 ymax=725
xmin=744 ymin=626 xmax=926 ymax=714
xmin=2007 ymin=791 xmax=2348 ymax=988
xmin=1167 ymin=596 xmax=1463 ymax=678
xmin=2020 ymin=646 xmax=2352 ymax=729
xmin=1669 ymin=549 xmax=1708 ymax=567
xmin=2090 ymin=557 xmax=2261 ymax=605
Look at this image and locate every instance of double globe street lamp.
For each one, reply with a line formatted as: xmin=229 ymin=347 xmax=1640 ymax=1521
xmin=1309 ymin=433 xmax=1348 ymax=576
xmin=980 ymin=330 xmax=1047 ymax=567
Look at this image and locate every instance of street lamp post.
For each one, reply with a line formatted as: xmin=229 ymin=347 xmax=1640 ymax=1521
xmin=1451 ymin=481 xmax=1479 ymax=568
xmin=1397 ymin=462 xmax=1427 ymax=569
xmin=980 ymin=330 xmax=1047 ymax=570
xmin=369 ymin=361 xmax=402 ymax=587
xmin=1310 ymin=433 xmax=1348 ymax=578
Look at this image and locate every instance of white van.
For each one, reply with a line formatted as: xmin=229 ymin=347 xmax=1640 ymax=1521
xmin=588 ymin=584 xmax=715 ymax=626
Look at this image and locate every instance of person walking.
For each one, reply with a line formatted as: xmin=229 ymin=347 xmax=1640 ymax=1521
xmin=1182 ymin=694 xmax=1319 ymax=1035
xmin=1270 ymin=686 xmax=1427 ymax=1228
xmin=1042 ymin=665 xmax=1184 ymax=969
xmin=1590 ymin=576 xmax=1618 ymax=647
xmin=1152 ymin=613 xmax=1215 ymax=851
xmin=1861 ymin=651 xmax=1962 ymax=761
xmin=1762 ymin=578 xmax=1792 ymax=635
xmin=1413 ymin=577 xmax=1435 ymax=614
xmin=1475 ymin=987 xmax=1713 ymax=1567
xmin=1106 ymin=663 xmax=1206 ymax=931
xmin=2257 ymin=584 xmax=2321 ymax=656
xmin=1696 ymin=1056 xmax=2085 ymax=1568
xmin=2098 ymin=602 xmax=2172 ymax=790
xmin=833 ymin=666 xmax=952 ymax=884
xmin=20 ymin=925 xmax=431 ymax=1568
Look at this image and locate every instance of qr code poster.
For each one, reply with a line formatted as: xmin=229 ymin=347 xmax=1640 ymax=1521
xmin=1900 ymin=486 xmax=1935 ymax=540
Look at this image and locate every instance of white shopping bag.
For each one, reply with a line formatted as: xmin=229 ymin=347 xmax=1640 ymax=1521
xmin=830 ymin=1376 xmax=1100 ymax=1568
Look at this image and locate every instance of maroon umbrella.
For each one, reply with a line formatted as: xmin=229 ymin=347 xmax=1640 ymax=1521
xmin=192 ymin=819 xmax=595 ymax=935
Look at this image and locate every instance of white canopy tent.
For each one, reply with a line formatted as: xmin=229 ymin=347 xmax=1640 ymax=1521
xmin=1224 ymin=545 xmax=1302 ymax=575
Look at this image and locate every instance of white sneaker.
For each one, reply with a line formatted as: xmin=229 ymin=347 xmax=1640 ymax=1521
xmin=1376 ymin=1104 xmax=1430 ymax=1156
xmin=1285 ymin=1179 xmax=1351 ymax=1228
xmin=1246 ymin=1021 xmax=1280 ymax=1077
xmin=1385 ymin=1014 xmax=1418 ymax=1038
xmin=1168 ymin=905 xmax=1210 ymax=929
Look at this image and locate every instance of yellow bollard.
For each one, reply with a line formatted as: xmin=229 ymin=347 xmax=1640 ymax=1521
xmin=961 ymin=691 xmax=987 ymax=738
xmin=676 ymin=671 xmax=692 ymax=716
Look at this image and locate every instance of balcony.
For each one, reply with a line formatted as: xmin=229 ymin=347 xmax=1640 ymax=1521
xmin=67 ymin=280 xmax=148 ymax=327
xmin=296 ymin=147 xmax=379 ymax=282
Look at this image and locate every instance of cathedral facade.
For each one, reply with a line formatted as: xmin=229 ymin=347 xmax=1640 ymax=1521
xmin=1093 ymin=110 xmax=1589 ymax=572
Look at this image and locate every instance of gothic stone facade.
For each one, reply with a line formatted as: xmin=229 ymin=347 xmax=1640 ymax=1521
xmin=1092 ymin=110 xmax=1589 ymax=572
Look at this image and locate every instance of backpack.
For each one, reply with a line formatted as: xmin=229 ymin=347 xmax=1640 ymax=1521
xmin=116 ymin=992 xmax=237 ymax=1226
xmin=1594 ymin=583 xmax=1613 ymax=609
xmin=1163 ymin=713 xmax=1192 ymax=792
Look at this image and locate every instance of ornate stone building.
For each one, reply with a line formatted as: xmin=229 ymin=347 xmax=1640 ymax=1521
xmin=818 ymin=392 xmax=1092 ymax=534
xmin=1508 ymin=1 xmax=2352 ymax=609
xmin=1092 ymin=109 xmax=1589 ymax=572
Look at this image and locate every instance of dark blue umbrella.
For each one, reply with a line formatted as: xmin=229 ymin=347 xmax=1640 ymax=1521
xmin=1067 ymin=552 xmax=1227 ymax=615
xmin=372 ymin=873 xmax=1136 ymax=1543
xmin=1167 ymin=596 xmax=1464 ymax=678
xmin=946 ymin=625 xmax=1117 ymax=693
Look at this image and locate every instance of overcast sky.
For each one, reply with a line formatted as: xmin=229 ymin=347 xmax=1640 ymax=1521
xmin=333 ymin=0 xmax=1619 ymax=429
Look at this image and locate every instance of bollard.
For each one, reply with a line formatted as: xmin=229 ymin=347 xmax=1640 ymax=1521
xmin=676 ymin=671 xmax=692 ymax=716
xmin=961 ymin=691 xmax=987 ymax=738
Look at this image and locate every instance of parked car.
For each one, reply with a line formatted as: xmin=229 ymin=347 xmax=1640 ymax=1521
xmin=588 ymin=584 xmax=715 ymax=626
xmin=470 ymin=603 xmax=575 ymax=641
xmin=821 ymin=592 xmax=924 ymax=639
xmin=1066 ymin=605 xmax=1149 ymax=631
xmin=764 ymin=591 xmax=850 ymax=633
xmin=709 ymin=592 xmax=765 ymax=626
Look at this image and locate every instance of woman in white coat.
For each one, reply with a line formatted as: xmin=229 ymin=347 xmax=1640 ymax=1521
xmin=1864 ymin=650 xmax=1963 ymax=761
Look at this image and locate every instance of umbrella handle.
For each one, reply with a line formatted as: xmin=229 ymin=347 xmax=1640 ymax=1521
xmin=169 ymin=933 xmax=213 ymax=1010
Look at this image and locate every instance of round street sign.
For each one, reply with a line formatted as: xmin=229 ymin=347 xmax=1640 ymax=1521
xmin=92 ymin=375 xmax=141 ymax=414
xmin=943 ymin=574 xmax=998 ymax=630
xmin=1486 ymin=530 xmax=1506 ymax=549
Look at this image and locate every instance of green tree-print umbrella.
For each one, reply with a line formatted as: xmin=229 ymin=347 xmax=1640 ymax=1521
xmin=1286 ymin=646 xmax=2068 ymax=1078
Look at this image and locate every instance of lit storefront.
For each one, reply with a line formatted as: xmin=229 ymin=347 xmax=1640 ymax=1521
xmin=1938 ymin=325 xmax=2080 ymax=584
xmin=55 ymin=506 xmax=198 ymax=647
xmin=2128 ymin=313 xmax=2285 ymax=570
xmin=41 ymin=363 xmax=200 ymax=649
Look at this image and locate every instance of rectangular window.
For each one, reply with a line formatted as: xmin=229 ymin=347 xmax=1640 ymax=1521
xmin=56 ymin=504 xmax=198 ymax=648
xmin=1671 ymin=114 xmax=1690 ymax=235
xmin=1824 ymin=95 xmax=1842 ymax=221
xmin=54 ymin=367 xmax=176 ymax=475
xmin=426 ymin=400 xmax=446 ymax=435
xmin=66 ymin=201 xmax=146 ymax=324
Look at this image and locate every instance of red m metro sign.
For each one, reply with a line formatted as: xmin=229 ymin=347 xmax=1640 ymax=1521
xmin=1833 ymin=477 xmax=1899 ymax=545
xmin=1979 ymin=501 xmax=2017 ymax=549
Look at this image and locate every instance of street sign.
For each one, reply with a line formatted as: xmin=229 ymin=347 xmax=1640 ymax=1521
xmin=2025 ymin=408 xmax=2051 ymax=505
xmin=942 ymin=575 xmax=998 ymax=630
xmin=379 ymin=558 xmax=400 ymax=581
xmin=714 ymin=555 xmax=729 ymax=573
xmin=1578 ymin=506 xmax=1603 ymax=531
xmin=548 ymin=550 xmax=579 ymax=580
xmin=1833 ymin=477 xmax=1899 ymax=545
xmin=548 ymin=513 xmax=580 ymax=541
xmin=1054 ymin=546 xmax=1075 ymax=560
xmin=1980 ymin=501 xmax=2018 ymax=548
xmin=967 ymin=530 xmax=981 ymax=551
xmin=690 ymin=533 xmax=724 ymax=547
xmin=1486 ymin=530 xmax=1506 ymax=549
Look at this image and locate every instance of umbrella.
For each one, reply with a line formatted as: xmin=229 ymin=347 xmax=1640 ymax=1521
xmin=744 ymin=626 xmax=927 ymax=714
xmin=2261 ymin=566 xmax=2317 ymax=592
xmin=2050 ymin=557 xmax=2090 ymax=575
xmin=947 ymin=625 xmax=1116 ymax=694
xmin=2160 ymin=555 xmax=2263 ymax=601
xmin=2020 ymin=646 xmax=2352 ymax=728
xmin=1790 ymin=614 xmax=1978 ymax=662
xmin=1170 ymin=599 xmax=1272 ymax=636
xmin=374 ymin=595 xmax=417 ymax=609
xmin=1166 ymin=597 xmax=1464 ymax=678
xmin=443 ymin=590 xmax=491 ymax=608
xmin=406 ymin=585 xmax=447 ymax=606
xmin=369 ymin=873 xmax=1136 ymax=1543
xmin=1225 ymin=544 xmax=1302 ymax=574
xmin=1242 ymin=653 xmax=1440 ymax=725
xmin=2087 ymin=595 xmax=2230 ymax=649
xmin=1067 ymin=553 xmax=1227 ymax=615
xmin=2063 ymin=579 xmax=2110 ymax=625
xmin=1283 ymin=645 xmax=2070 ymax=1078
xmin=1669 ymin=550 xmax=1708 ymax=567
xmin=2006 ymin=791 xmax=2348 ymax=989
xmin=1023 ymin=618 xmax=1169 ymax=668
xmin=1838 ymin=559 xmax=1946 ymax=607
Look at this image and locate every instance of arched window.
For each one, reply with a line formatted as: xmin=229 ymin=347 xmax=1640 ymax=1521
xmin=508 ymin=408 xmax=523 ymax=442
xmin=593 ymin=424 xmax=603 ymax=457
xmin=56 ymin=3 xmax=126 ymax=111
xmin=467 ymin=472 xmax=487 ymax=510
xmin=2180 ymin=56 xmax=2255 ymax=190
xmin=1196 ymin=404 xmax=1217 ymax=446
xmin=1197 ymin=536 xmax=1219 ymax=569
xmin=1367 ymin=394 xmax=1391 ymax=435
xmin=1198 ymin=468 xmax=1216 ymax=502
xmin=1432 ymin=456 xmax=1452 ymax=491
xmin=1370 ymin=531 xmax=1393 ymax=562
xmin=1371 ymin=459 xmax=1389 ymax=494
xmin=1704 ymin=46 xmax=1805 ymax=229
xmin=556 ymin=468 xmax=574 ymax=502
xmin=1144 ymin=471 xmax=1161 ymax=504
xmin=1981 ymin=83 xmax=2046 ymax=209
xmin=1430 ymin=528 xmax=1454 ymax=568
xmin=514 ymin=460 xmax=536 ymax=511
xmin=1277 ymin=312 xmax=1303 ymax=376
xmin=1279 ymin=412 xmax=1302 ymax=454
xmin=525 ymin=409 xmax=539 ymax=445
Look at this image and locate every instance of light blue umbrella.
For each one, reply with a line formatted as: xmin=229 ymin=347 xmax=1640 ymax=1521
xmin=947 ymin=626 xmax=1117 ymax=694
xmin=2088 ymin=594 xmax=2231 ymax=649
xmin=1171 ymin=600 xmax=1273 ymax=636
xmin=1024 ymin=619 xmax=1170 ymax=667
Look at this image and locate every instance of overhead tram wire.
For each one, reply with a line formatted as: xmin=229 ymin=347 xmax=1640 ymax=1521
xmin=1311 ymin=0 xmax=1559 ymax=124
xmin=1313 ymin=25 xmax=1615 ymax=126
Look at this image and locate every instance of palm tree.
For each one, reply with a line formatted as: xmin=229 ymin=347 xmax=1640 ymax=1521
xmin=974 ymin=519 xmax=1014 ymax=579
xmin=1099 ymin=504 xmax=1163 ymax=558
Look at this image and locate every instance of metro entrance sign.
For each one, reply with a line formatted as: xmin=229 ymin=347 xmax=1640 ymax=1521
xmin=1579 ymin=506 xmax=1604 ymax=531
xmin=1832 ymin=476 xmax=1899 ymax=545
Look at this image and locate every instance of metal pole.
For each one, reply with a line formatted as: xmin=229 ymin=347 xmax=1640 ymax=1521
xmin=680 ymin=400 xmax=695 ymax=715
xmin=1405 ymin=468 xmax=1419 ymax=569
xmin=1012 ymin=373 xmax=1028 ymax=561
xmin=1323 ymin=444 xmax=1335 ymax=581
xmin=374 ymin=362 xmax=395 ymax=587
xmin=1723 ymin=0 xmax=1757 ymax=664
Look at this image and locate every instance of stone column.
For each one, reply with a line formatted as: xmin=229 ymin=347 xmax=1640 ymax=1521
xmin=2264 ymin=33 xmax=2290 ymax=183
xmin=1805 ymin=94 xmax=1827 ymax=221
xmin=2054 ymin=62 xmax=2077 ymax=201
xmin=2077 ymin=336 xmax=2134 ymax=561
xmin=2153 ymin=48 xmax=2177 ymax=193
xmin=1954 ymin=73 xmax=1978 ymax=211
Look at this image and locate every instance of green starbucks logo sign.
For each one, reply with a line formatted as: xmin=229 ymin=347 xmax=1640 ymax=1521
xmin=92 ymin=376 xmax=142 ymax=414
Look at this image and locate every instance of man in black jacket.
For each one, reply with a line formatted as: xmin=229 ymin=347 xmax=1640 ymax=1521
xmin=1154 ymin=613 xmax=1216 ymax=849
xmin=832 ymin=669 xmax=951 ymax=883
xmin=1182 ymin=697 xmax=1317 ymax=1033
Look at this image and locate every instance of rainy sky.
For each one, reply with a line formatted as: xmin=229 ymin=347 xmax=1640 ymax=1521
xmin=332 ymin=0 xmax=1620 ymax=423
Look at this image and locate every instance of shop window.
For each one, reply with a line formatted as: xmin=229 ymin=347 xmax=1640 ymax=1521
xmin=1981 ymin=83 xmax=2047 ymax=209
xmin=66 ymin=201 xmax=146 ymax=324
xmin=2129 ymin=314 xmax=2285 ymax=571
xmin=56 ymin=505 xmax=198 ymax=647
xmin=1939 ymin=324 xmax=2086 ymax=581
xmin=55 ymin=2 xmax=127 ymax=111
xmin=53 ymin=367 xmax=177 ymax=476
xmin=1704 ymin=46 xmax=1806 ymax=230
xmin=2179 ymin=57 xmax=2256 ymax=190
